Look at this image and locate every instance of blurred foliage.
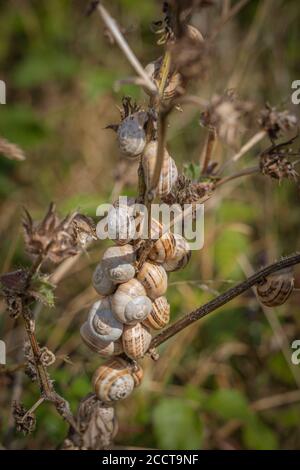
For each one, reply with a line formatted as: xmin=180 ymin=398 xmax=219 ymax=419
xmin=1 ymin=0 xmax=300 ymax=451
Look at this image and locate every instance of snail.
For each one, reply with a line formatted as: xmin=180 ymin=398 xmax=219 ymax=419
xmin=80 ymin=322 xmax=123 ymax=357
xmin=124 ymin=295 xmax=153 ymax=325
xmin=144 ymin=59 xmax=183 ymax=101
xmin=92 ymin=262 xmax=116 ymax=296
xmin=102 ymin=244 xmax=136 ymax=284
xmin=163 ymin=234 xmax=191 ymax=272
xmin=93 ymin=357 xmax=143 ymax=402
xmin=143 ymin=296 xmax=170 ymax=330
xmin=148 ymin=231 xmax=176 ymax=263
xmin=137 ymin=261 xmax=168 ymax=300
xmin=87 ymin=298 xmax=123 ymax=342
xmin=185 ymin=25 xmax=204 ymax=43
xmin=142 ymin=141 xmax=178 ymax=197
xmin=117 ymin=111 xmax=148 ymax=158
xmin=122 ymin=322 xmax=152 ymax=359
xmin=111 ymin=278 xmax=147 ymax=323
xmin=256 ymin=268 xmax=294 ymax=307
xmin=106 ymin=205 xmax=135 ymax=246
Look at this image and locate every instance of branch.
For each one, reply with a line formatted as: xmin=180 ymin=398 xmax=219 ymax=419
xmin=150 ymin=253 xmax=300 ymax=349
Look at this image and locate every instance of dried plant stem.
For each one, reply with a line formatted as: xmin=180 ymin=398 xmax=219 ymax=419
xmin=201 ymin=129 xmax=216 ymax=174
xmin=216 ymin=165 xmax=260 ymax=186
xmin=96 ymin=2 xmax=157 ymax=95
xmin=149 ymin=253 xmax=300 ymax=349
xmin=231 ymin=130 xmax=266 ymax=162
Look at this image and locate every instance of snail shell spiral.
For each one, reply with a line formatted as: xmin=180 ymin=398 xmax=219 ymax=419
xmin=93 ymin=357 xmax=135 ymax=403
xmin=111 ymin=278 xmax=147 ymax=323
xmin=137 ymin=261 xmax=168 ymax=300
xmin=256 ymin=268 xmax=294 ymax=307
xmin=92 ymin=263 xmax=116 ymax=296
xmin=102 ymin=244 xmax=136 ymax=284
xmin=163 ymin=234 xmax=191 ymax=272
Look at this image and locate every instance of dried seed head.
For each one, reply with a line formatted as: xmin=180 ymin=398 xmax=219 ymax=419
xmin=258 ymin=105 xmax=298 ymax=140
xmin=260 ymin=153 xmax=298 ymax=182
xmin=13 ymin=402 xmax=36 ymax=435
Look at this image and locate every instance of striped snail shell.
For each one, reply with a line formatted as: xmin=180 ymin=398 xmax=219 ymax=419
xmin=124 ymin=295 xmax=153 ymax=325
xmin=137 ymin=261 xmax=168 ymax=300
xmin=143 ymin=296 xmax=170 ymax=330
xmin=148 ymin=231 xmax=176 ymax=263
xmin=117 ymin=111 xmax=148 ymax=158
xmin=142 ymin=141 xmax=178 ymax=197
xmin=102 ymin=244 xmax=136 ymax=284
xmin=92 ymin=262 xmax=116 ymax=296
xmin=93 ymin=357 xmax=135 ymax=403
xmin=111 ymin=278 xmax=147 ymax=323
xmin=144 ymin=60 xmax=182 ymax=101
xmin=256 ymin=268 xmax=294 ymax=307
xmin=134 ymin=214 xmax=163 ymax=242
xmin=163 ymin=234 xmax=191 ymax=272
xmin=106 ymin=205 xmax=135 ymax=246
xmin=185 ymin=25 xmax=204 ymax=43
xmin=122 ymin=323 xmax=152 ymax=359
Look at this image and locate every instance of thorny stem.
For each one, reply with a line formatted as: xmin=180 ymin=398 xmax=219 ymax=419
xmin=149 ymin=253 xmax=300 ymax=349
xmin=96 ymin=2 xmax=157 ymax=95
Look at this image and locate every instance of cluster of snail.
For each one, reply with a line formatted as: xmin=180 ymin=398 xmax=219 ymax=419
xmin=80 ymin=135 xmax=191 ymax=403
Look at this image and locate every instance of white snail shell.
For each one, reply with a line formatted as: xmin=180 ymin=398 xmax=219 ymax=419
xmin=102 ymin=244 xmax=136 ymax=284
xmin=93 ymin=357 xmax=135 ymax=403
xmin=111 ymin=278 xmax=147 ymax=323
xmin=143 ymin=296 xmax=170 ymax=330
xmin=256 ymin=268 xmax=294 ymax=307
xmin=163 ymin=234 xmax=191 ymax=272
xmin=89 ymin=298 xmax=123 ymax=342
xmin=122 ymin=323 xmax=152 ymax=359
xmin=124 ymin=295 xmax=153 ymax=325
xmin=137 ymin=261 xmax=168 ymax=300
xmin=80 ymin=323 xmax=123 ymax=357
xmin=148 ymin=231 xmax=176 ymax=263
xmin=117 ymin=112 xmax=148 ymax=158
xmin=142 ymin=141 xmax=178 ymax=197
xmin=106 ymin=205 xmax=135 ymax=246
xmin=92 ymin=262 xmax=116 ymax=296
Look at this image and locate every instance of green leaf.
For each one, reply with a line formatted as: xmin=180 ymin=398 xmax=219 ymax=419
xmin=204 ymin=389 xmax=253 ymax=422
xmin=31 ymin=274 xmax=55 ymax=308
xmin=152 ymin=398 xmax=203 ymax=449
xmin=243 ymin=417 xmax=279 ymax=450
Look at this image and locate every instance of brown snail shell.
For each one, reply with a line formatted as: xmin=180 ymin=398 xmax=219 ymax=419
xmin=111 ymin=278 xmax=147 ymax=323
xmin=92 ymin=263 xmax=116 ymax=296
xmin=117 ymin=111 xmax=148 ymax=158
xmin=143 ymin=296 xmax=170 ymax=330
xmin=256 ymin=268 xmax=294 ymax=307
xmin=102 ymin=244 xmax=136 ymax=284
xmin=93 ymin=357 xmax=135 ymax=403
xmin=142 ymin=141 xmax=178 ymax=198
xmin=185 ymin=25 xmax=204 ymax=43
xmin=163 ymin=234 xmax=191 ymax=272
xmin=148 ymin=231 xmax=176 ymax=263
xmin=122 ymin=323 xmax=152 ymax=359
xmin=144 ymin=60 xmax=183 ymax=101
xmin=137 ymin=261 xmax=168 ymax=300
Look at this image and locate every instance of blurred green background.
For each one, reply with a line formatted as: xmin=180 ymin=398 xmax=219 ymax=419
xmin=1 ymin=0 xmax=300 ymax=450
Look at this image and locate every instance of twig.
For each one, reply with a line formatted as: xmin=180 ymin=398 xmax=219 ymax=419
xmin=149 ymin=253 xmax=300 ymax=349
xmin=201 ymin=129 xmax=216 ymax=174
xmin=231 ymin=130 xmax=266 ymax=162
xmin=96 ymin=2 xmax=157 ymax=95
xmin=216 ymin=166 xmax=260 ymax=186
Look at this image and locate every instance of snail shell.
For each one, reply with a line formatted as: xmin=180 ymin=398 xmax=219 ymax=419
xmin=144 ymin=60 xmax=183 ymax=101
xmin=89 ymin=298 xmax=123 ymax=342
xmin=137 ymin=261 xmax=168 ymax=300
xmin=93 ymin=357 xmax=135 ymax=402
xmin=185 ymin=25 xmax=204 ymax=43
xmin=122 ymin=323 xmax=152 ymax=359
xmin=102 ymin=244 xmax=136 ymax=284
xmin=256 ymin=268 xmax=294 ymax=307
xmin=163 ymin=234 xmax=191 ymax=272
xmin=143 ymin=296 xmax=170 ymax=330
xmin=92 ymin=263 xmax=116 ymax=296
xmin=111 ymin=278 xmax=147 ymax=323
xmin=124 ymin=295 xmax=153 ymax=325
xmin=142 ymin=141 xmax=178 ymax=197
xmin=80 ymin=323 xmax=123 ymax=357
xmin=117 ymin=111 xmax=148 ymax=158
xmin=148 ymin=232 xmax=176 ymax=263
xmin=106 ymin=205 xmax=135 ymax=246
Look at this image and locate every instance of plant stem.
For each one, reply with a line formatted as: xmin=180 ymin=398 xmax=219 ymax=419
xmin=201 ymin=129 xmax=216 ymax=174
xmin=216 ymin=165 xmax=260 ymax=186
xmin=150 ymin=253 xmax=300 ymax=349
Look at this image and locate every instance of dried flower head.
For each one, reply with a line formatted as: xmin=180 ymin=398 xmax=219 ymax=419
xmin=0 ymin=269 xmax=30 ymax=318
xmin=162 ymin=174 xmax=216 ymax=206
xmin=258 ymin=104 xmax=298 ymax=140
xmin=169 ymin=34 xmax=207 ymax=83
xmin=259 ymin=136 xmax=299 ymax=182
xmin=13 ymin=402 xmax=36 ymax=435
xmin=22 ymin=203 xmax=95 ymax=264
xmin=200 ymin=92 xmax=254 ymax=147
